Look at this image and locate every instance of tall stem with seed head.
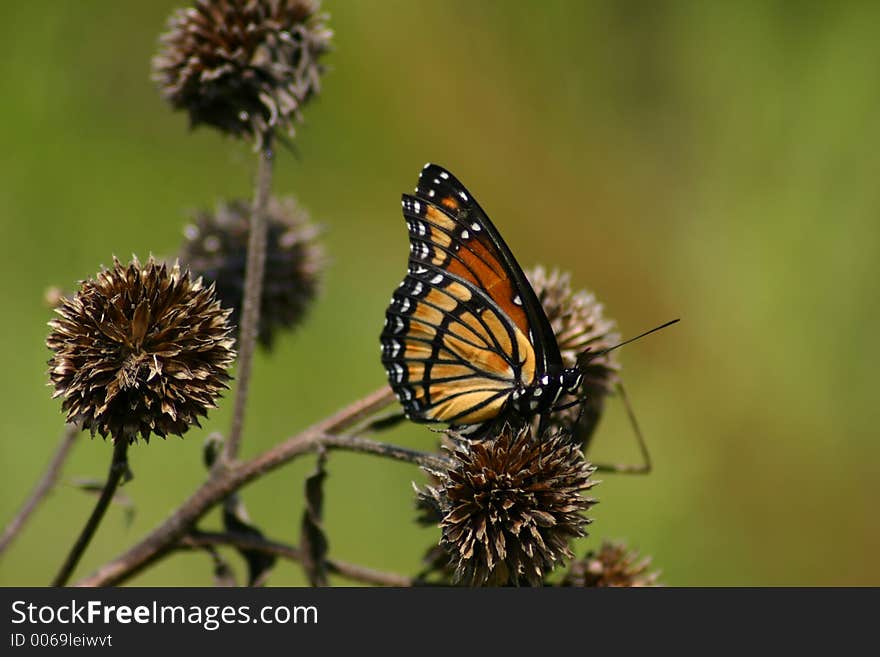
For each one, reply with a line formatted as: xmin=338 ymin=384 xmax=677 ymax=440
xmin=225 ymin=140 xmax=274 ymax=463
xmin=51 ymin=438 xmax=129 ymax=586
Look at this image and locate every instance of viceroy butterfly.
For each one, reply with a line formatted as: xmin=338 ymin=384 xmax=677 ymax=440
xmin=380 ymin=163 xmax=674 ymax=439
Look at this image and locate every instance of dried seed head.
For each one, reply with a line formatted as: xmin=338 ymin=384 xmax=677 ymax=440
xmin=153 ymin=0 xmax=332 ymax=145
xmin=562 ymin=540 xmax=661 ymax=587
xmin=418 ymin=425 xmax=597 ymax=586
xmin=527 ymin=265 xmax=620 ymax=444
xmin=47 ymin=256 xmax=236 ymax=444
xmin=180 ymin=196 xmax=323 ymax=349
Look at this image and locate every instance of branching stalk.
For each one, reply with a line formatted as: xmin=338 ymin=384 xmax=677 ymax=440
xmin=0 ymin=423 xmax=79 ymax=556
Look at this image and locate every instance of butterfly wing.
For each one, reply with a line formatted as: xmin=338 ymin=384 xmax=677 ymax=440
xmin=380 ymin=163 xmax=561 ymax=426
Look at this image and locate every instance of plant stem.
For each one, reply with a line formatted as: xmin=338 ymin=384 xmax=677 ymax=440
xmin=180 ymin=531 xmax=413 ymax=587
xmin=51 ymin=438 xmax=129 ymax=586
xmin=224 ymin=141 xmax=274 ymax=464
xmin=73 ymin=385 xmax=422 ymax=587
xmin=0 ymin=423 xmax=79 ymax=557
xmin=320 ymin=434 xmax=449 ymax=470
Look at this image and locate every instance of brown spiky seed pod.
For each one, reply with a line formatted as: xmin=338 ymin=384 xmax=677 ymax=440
xmin=526 ymin=266 xmax=620 ymax=446
xmin=561 ymin=540 xmax=661 ymax=587
xmin=47 ymin=257 xmax=236 ymax=444
xmin=152 ymin=0 xmax=332 ymax=145
xmin=180 ymin=197 xmax=323 ymax=349
xmin=418 ymin=425 xmax=597 ymax=586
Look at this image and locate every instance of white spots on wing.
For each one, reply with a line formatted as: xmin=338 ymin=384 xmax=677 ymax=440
xmin=470 ymin=222 xmax=481 ymax=232
xmin=394 ymin=316 xmax=405 ymax=333
xmin=418 ymin=222 xmax=426 ymax=237
xmin=439 ymin=171 xmax=449 ymax=180
xmin=512 ymin=390 xmax=521 ymax=400
xmin=413 ymin=265 xmax=428 ymax=275
xmin=418 ymin=243 xmax=429 ymax=259
xmin=412 ymin=281 xmax=424 ymax=295
xmin=427 ymin=189 xmax=435 ymax=198
xmin=391 ymin=340 xmax=401 ymax=357
xmin=540 ymin=375 xmax=550 ymax=386
xmin=400 ymin=298 xmax=411 ymax=312
xmin=513 ymin=295 xmax=522 ymax=306
xmin=413 ymin=200 xmax=421 ymax=214
xmin=402 ymin=388 xmax=412 ymax=401
xmin=461 ymin=229 xmax=470 ymax=240
xmin=433 ymin=178 xmax=441 ymax=185
xmin=458 ymin=191 xmax=468 ymax=201
xmin=533 ymin=387 xmax=543 ymax=397
xmin=430 ymin=274 xmax=444 ymax=285
xmin=529 ymin=399 xmax=540 ymax=410
xmin=392 ymin=363 xmax=404 ymax=383
xmin=423 ymin=163 xmax=431 ymax=170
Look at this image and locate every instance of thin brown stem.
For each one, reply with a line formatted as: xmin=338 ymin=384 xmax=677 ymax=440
xmin=320 ymin=434 xmax=450 ymax=470
xmin=180 ymin=531 xmax=413 ymax=587
xmin=51 ymin=438 xmax=129 ymax=586
xmin=224 ymin=141 xmax=274 ymax=463
xmin=74 ymin=386 xmax=426 ymax=587
xmin=0 ymin=423 xmax=79 ymax=556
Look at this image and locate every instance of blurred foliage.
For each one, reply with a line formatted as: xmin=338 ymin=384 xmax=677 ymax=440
xmin=1 ymin=1 xmax=878 ymax=586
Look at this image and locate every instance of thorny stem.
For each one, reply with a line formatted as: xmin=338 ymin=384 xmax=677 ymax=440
xmin=0 ymin=423 xmax=79 ymax=556
xmin=224 ymin=140 xmax=274 ymax=464
xmin=51 ymin=438 xmax=130 ymax=586
xmin=180 ymin=531 xmax=413 ymax=587
xmin=74 ymin=386 xmax=442 ymax=587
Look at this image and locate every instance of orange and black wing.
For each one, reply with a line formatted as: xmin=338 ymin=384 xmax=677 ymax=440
xmin=380 ymin=163 xmax=559 ymax=426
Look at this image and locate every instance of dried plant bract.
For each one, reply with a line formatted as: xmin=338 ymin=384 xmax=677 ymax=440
xmin=418 ymin=425 xmax=597 ymax=586
xmin=180 ymin=196 xmax=323 ymax=348
xmin=153 ymin=0 xmax=332 ymax=145
xmin=47 ymin=256 xmax=236 ymax=443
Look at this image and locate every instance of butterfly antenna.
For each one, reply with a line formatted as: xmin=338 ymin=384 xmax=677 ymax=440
xmin=578 ymin=318 xmax=680 ymax=367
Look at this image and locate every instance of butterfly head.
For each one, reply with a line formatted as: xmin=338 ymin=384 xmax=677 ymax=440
xmin=560 ymin=367 xmax=583 ymax=394
xmin=510 ymin=368 xmax=582 ymax=417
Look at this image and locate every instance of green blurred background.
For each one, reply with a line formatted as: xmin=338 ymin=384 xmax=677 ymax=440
xmin=1 ymin=1 xmax=878 ymax=586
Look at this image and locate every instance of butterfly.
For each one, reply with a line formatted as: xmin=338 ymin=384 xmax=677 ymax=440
xmin=380 ymin=163 xmax=586 ymax=437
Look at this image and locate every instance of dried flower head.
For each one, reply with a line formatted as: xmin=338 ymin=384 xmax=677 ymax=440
xmin=561 ymin=540 xmax=661 ymax=587
xmin=527 ymin=266 xmax=620 ymax=445
xmin=418 ymin=425 xmax=597 ymax=586
xmin=153 ymin=0 xmax=332 ymax=145
xmin=180 ymin=196 xmax=323 ymax=348
xmin=47 ymin=256 xmax=236 ymax=444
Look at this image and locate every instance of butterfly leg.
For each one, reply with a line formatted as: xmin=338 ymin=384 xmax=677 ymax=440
xmin=550 ymin=397 xmax=583 ymax=413
xmin=357 ymin=411 xmax=407 ymax=434
xmin=590 ymin=382 xmax=652 ymax=475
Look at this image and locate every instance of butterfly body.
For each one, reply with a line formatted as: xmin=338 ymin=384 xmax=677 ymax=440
xmin=381 ymin=164 xmax=581 ymax=435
